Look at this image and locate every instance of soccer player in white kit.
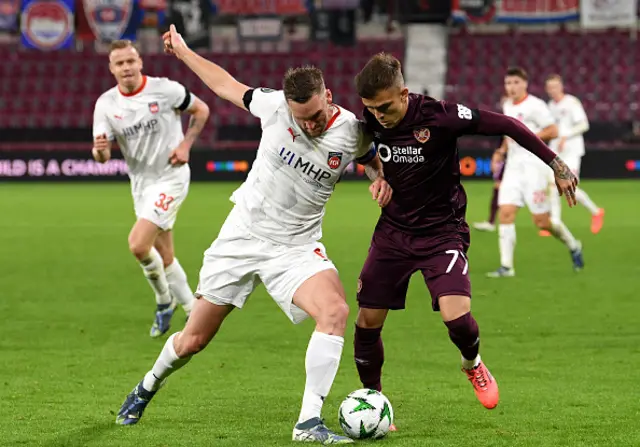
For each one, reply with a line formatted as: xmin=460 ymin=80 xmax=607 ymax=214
xmin=92 ymin=40 xmax=210 ymax=337
xmin=545 ymin=74 xmax=604 ymax=235
xmin=115 ymin=26 xmax=392 ymax=444
xmin=487 ymin=67 xmax=584 ymax=278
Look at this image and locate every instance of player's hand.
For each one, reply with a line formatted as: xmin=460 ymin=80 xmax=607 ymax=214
xmin=163 ymin=24 xmax=188 ymax=59
xmin=550 ymin=156 xmax=578 ymax=207
xmin=169 ymin=142 xmax=190 ymax=166
xmin=93 ymin=134 xmax=109 ymax=151
xmin=370 ymin=177 xmax=392 ymax=207
xmin=557 ymin=137 xmax=566 ymax=153
xmin=491 ymin=149 xmax=505 ymax=174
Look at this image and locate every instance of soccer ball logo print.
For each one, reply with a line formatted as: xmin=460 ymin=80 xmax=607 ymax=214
xmin=148 ymin=102 xmax=159 ymax=114
xmin=327 ymin=151 xmax=343 ymax=169
xmin=413 ymin=127 xmax=430 ymax=143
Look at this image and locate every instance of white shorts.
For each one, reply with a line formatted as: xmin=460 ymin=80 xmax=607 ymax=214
xmin=132 ymin=167 xmax=190 ymax=231
xmin=498 ymin=165 xmax=552 ymax=215
xmin=563 ymin=153 xmax=582 ymax=178
xmin=195 ymin=210 xmax=337 ymax=324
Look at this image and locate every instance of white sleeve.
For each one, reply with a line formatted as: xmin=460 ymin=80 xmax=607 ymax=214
xmin=570 ymin=97 xmax=589 ymax=125
xmin=535 ymin=101 xmax=556 ymax=129
xmin=163 ymin=78 xmax=194 ymax=111
xmin=92 ymin=98 xmax=114 ymax=141
xmin=247 ymin=88 xmax=285 ymax=122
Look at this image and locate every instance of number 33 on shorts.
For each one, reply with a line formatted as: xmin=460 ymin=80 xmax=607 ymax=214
xmin=155 ymin=193 xmax=175 ymax=212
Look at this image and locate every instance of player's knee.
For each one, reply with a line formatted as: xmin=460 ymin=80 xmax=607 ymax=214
xmin=498 ymin=208 xmax=515 ymax=224
xmin=128 ymin=237 xmax=152 ymax=261
xmin=315 ymin=296 xmax=349 ymax=334
xmin=356 ymin=308 xmax=386 ymax=329
xmin=533 ymin=214 xmax=551 ymax=229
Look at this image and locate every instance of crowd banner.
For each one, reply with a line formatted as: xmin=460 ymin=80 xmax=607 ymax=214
xmin=453 ymin=0 xmax=579 ymax=23
xmin=21 ymin=0 xmax=75 ymax=50
xmin=76 ymin=0 xmax=140 ymax=41
xmin=580 ymin=0 xmax=638 ymax=28
xmin=1 ymin=148 xmax=639 ymax=182
xmin=0 ymin=0 xmax=20 ymax=31
xmin=167 ymin=0 xmax=210 ymax=48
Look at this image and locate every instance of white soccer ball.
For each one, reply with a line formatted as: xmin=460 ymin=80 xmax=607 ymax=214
xmin=338 ymin=389 xmax=394 ymax=439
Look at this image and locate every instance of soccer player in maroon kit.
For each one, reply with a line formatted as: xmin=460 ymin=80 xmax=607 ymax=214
xmin=352 ymin=54 xmax=578 ymax=419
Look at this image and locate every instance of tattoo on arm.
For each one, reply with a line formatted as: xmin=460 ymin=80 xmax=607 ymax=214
xmin=184 ymin=113 xmax=206 ymax=144
xmin=364 ymin=164 xmax=381 ymax=182
xmin=549 ymin=156 xmax=572 ymax=179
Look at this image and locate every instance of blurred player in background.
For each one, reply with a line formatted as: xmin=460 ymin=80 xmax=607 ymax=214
xmin=542 ymin=74 xmax=604 ymax=236
xmin=487 ymin=67 xmax=583 ymax=278
xmin=351 ymin=54 xmax=578 ymax=418
xmin=115 ymin=25 xmax=391 ymax=445
xmin=92 ymin=40 xmax=210 ymax=337
xmin=474 ymin=95 xmax=509 ymax=232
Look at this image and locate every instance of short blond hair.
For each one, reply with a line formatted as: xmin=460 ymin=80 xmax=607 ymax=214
xmin=546 ymin=73 xmax=563 ymax=83
xmin=109 ymin=39 xmax=137 ymax=54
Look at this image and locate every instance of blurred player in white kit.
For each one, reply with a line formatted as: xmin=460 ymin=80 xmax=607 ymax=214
xmin=92 ymin=40 xmax=210 ymax=337
xmin=543 ymin=74 xmax=604 ymax=236
xmin=115 ymin=26 xmax=391 ymax=444
xmin=488 ymin=67 xmax=584 ymax=278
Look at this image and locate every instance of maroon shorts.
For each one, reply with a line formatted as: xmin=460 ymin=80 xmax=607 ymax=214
xmin=357 ymin=223 xmax=471 ymax=312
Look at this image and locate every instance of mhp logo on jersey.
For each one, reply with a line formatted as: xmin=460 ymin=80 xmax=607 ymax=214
xmin=148 ymin=102 xmax=159 ymax=114
xmin=327 ymin=152 xmax=342 ymax=169
xmin=83 ymin=0 xmax=132 ymax=41
xmin=21 ymin=0 xmax=74 ymax=50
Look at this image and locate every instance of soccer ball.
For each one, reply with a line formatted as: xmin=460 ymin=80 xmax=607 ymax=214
xmin=338 ymin=389 xmax=394 ymax=439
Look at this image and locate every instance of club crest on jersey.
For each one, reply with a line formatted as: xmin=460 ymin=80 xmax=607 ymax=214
xmin=413 ymin=127 xmax=430 ymax=143
xmin=327 ymin=152 xmax=343 ymax=170
xmin=148 ymin=102 xmax=159 ymax=114
xmin=83 ymin=0 xmax=132 ymax=41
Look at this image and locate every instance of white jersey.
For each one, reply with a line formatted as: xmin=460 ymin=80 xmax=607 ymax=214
xmin=92 ymin=75 xmax=196 ymax=186
xmin=548 ymin=94 xmax=588 ymax=158
xmin=503 ymin=94 xmax=555 ymax=170
xmin=230 ymin=88 xmax=372 ymax=246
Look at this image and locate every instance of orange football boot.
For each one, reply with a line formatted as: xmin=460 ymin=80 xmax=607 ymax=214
xmin=539 ymin=230 xmax=552 ymax=237
xmin=463 ymin=361 xmax=499 ymax=409
xmin=591 ymin=209 xmax=605 ymax=234
xmin=389 ymin=424 xmax=397 ymax=432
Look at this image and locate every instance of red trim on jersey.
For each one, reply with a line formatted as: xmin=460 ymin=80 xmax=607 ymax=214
xmin=324 ymin=105 xmax=341 ymax=131
xmin=512 ymin=94 xmax=528 ymax=106
xmin=118 ymin=75 xmax=147 ymax=97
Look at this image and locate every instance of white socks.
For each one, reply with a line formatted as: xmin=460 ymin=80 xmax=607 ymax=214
xmin=498 ymin=224 xmax=516 ymax=269
xmin=549 ymin=188 xmax=562 ymax=222
xmin=575 ymin=188 xmax=599 ymax=215
xmin=461 ymin=354 xmax=481 ymax=371
xmin=142 ymin=333 xmax=192 ymax=392
xmin=165 ymin=258 xmax=195 ymax=314
xmin=550 ymin=220 xmax=579 ymax=251
xmin=140 ymin=247 xmax=172 ymax=305
xmin=298 ymin=331 xmax=344 ymax=423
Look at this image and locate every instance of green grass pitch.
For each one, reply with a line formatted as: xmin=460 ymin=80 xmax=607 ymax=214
xmin=2 ymin=180 xmax=639 ymax=446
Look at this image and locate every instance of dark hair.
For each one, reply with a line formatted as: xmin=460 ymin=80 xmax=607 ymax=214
xmin=282 ymin=66 xmax=325 ymax=103
xmin=109 ymin=39 xmax=137 ymax=54
xmin=355 ymin=52 xmax=404 ymax=99
xmin=546 ymin=73 xmax=563 ymax=83
xmin=506 ymin=66 xmax=528 ymax=81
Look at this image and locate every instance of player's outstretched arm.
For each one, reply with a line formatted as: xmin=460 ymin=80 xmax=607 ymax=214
xmin=473 ymin=109 xmax=578 ymax=206
xmin=163 ymin=25 xmax=251 ymax=111
xmin=536 ymin=124 xmax=558 ymax=143
xmin=92 ymin=99 xmax=113 ymax=163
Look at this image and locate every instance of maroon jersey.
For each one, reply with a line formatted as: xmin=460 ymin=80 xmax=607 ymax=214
xmin=363 ymin=94 xmax=480 ymax=233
